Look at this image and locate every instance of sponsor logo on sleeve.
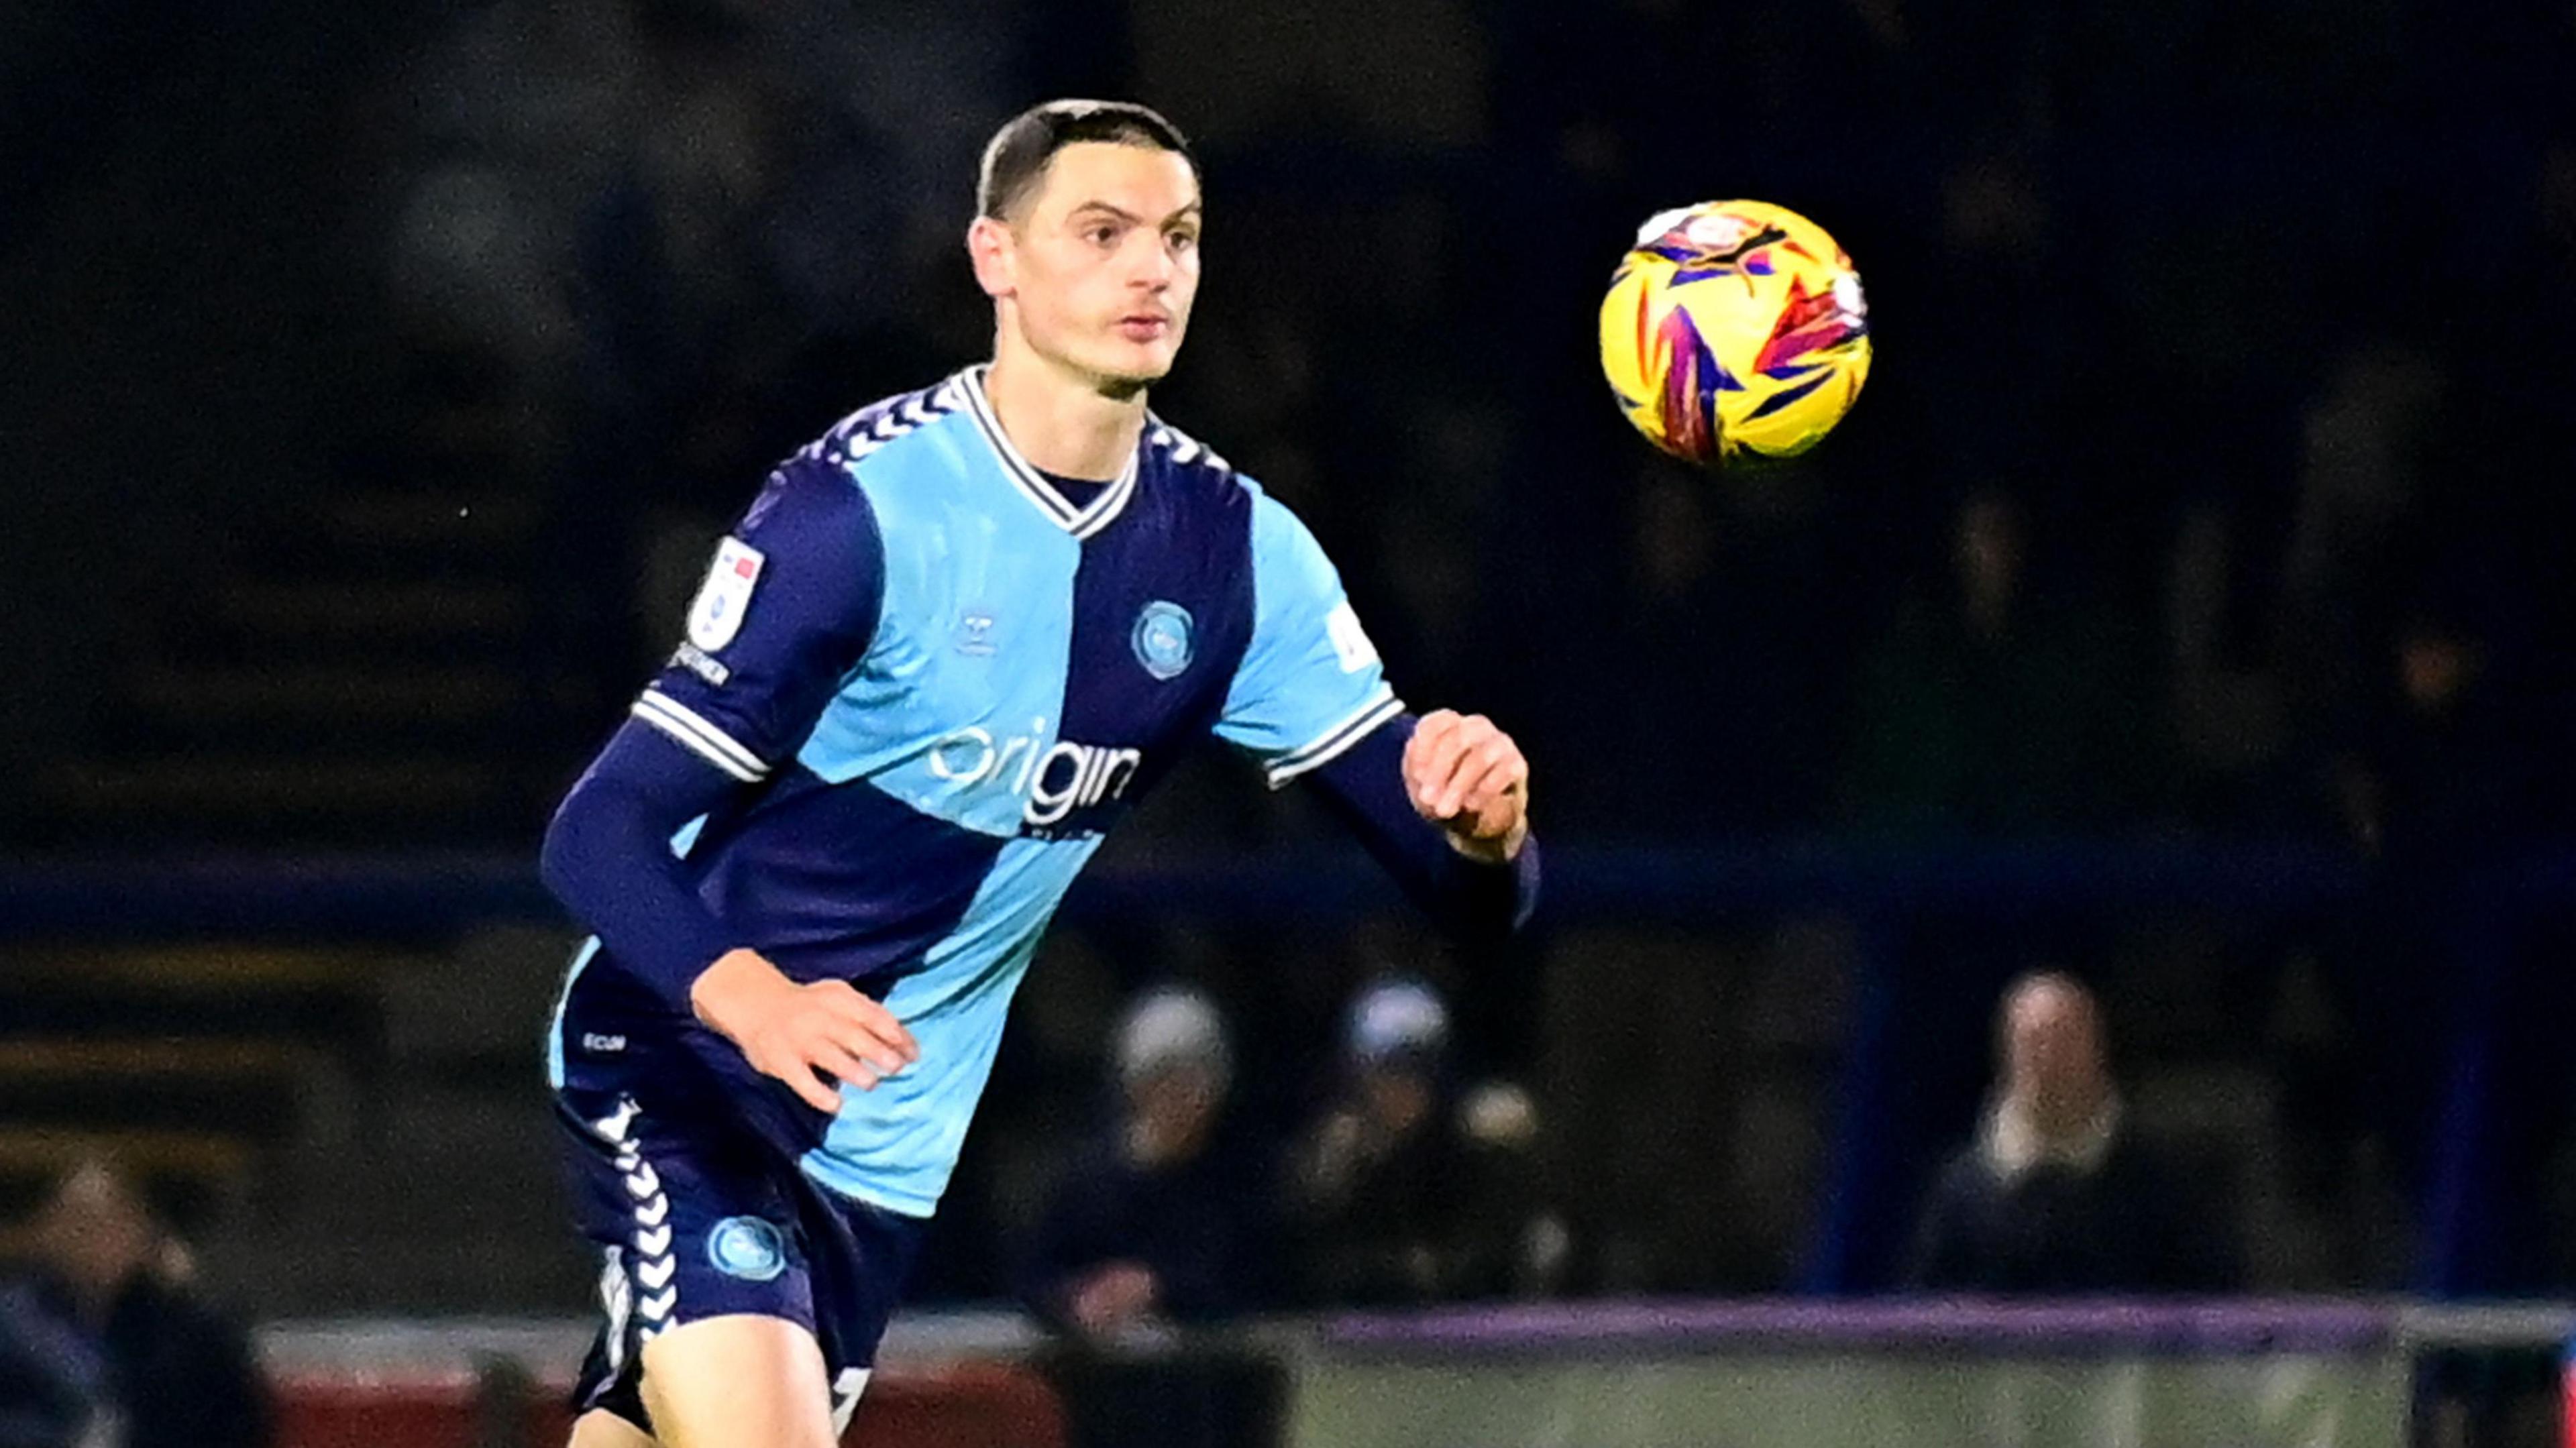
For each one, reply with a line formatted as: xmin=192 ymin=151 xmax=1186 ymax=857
xmin=1325 ymin=600 xmax=1379 ymax=674
xmin=670 ymin=643 xmax=732 ymax=686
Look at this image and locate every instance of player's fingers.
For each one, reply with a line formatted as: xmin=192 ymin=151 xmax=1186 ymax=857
xmin=1455 ymin=744 xmax=1524 ymax=805
xmin=1452 ymin=742 xmax=1527 ymax=826
xmin=820 ymin=1019 xmax=909 ymax=1079
xmin=1447 ymin=751 xmax=1516 ymax=824
xmin=856 ymin=1002 xmax=921 ymax=1064
xmin=814 ymin=982 xmax=920 ymax=1061
xmin=1404 ymin=713 xmax=1461 ymax=809
xmin=775 ymin=1060 xmax=843 ymax=1114
xmin=810 ymin=1038 xmax=885 ymax=1093
xmin=1431 ymin=718 xmax=1502 ymax=816
xmin=1456 ymin=755 xmax=1529 ymax=836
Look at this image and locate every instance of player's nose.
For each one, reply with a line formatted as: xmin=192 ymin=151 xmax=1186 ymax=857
xmin=1127 ymin=237 xmax=1176 ymax=289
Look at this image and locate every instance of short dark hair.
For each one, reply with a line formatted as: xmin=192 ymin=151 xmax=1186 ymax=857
xmin=976 ymin=100 xmax=1197 ymax=221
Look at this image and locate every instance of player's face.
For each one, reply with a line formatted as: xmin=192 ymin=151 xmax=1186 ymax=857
xmin=993 ymin=143 xmax=1202 ymax=390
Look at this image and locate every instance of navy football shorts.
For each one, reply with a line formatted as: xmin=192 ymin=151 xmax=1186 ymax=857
xmin=555 ymin=1084 xmax=928 ymax=1435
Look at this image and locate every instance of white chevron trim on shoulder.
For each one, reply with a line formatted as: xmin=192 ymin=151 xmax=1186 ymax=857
xmin=802 ymin=381 xmax=961 ymax=469
xmin=1150 ymin=421 xmax=1232 ymax=476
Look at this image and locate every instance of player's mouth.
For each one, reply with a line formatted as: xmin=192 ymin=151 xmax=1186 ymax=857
xmin=1117 ymin=314 xmax=1171 ymax=343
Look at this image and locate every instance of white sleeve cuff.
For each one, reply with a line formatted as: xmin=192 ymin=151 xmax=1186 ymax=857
xmin=633 ymin=690 xmax=769 ymax=783
xmin=1264 ymin=687 xmax=1402 ymax=788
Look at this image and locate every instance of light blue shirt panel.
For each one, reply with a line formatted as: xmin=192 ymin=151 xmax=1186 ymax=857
xmin=1214 ymin=485 xmax=1397 ymax=771
xmin=800 ymin=834 xmax=1101 ymax=1214
xmin=795 ymin=416 xmax=1082 ymax=839
xmin=543 ymin=936 xmax=603 ymax=1089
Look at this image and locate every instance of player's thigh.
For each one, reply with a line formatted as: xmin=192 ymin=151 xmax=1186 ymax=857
xmin=568 ymin=1408 xmax=659 ymax=1448
xmin=557 ymin=1086 xmax=830 ymax=1437
xmin=637 ymin=1313 xmax=839 ymax=1448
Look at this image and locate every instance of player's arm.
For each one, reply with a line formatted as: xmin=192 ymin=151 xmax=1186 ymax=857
xmin=1213 ymin=488 xmax=1540 ymax=940
xmin=539 ymin=457 xmax=917 ymax=1110
xmin=1304 ymin=711 xmax=1539 ymax=941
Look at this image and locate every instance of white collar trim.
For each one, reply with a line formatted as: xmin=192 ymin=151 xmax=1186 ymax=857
xmin=957 ymin=366 xmax=1140 ymax=540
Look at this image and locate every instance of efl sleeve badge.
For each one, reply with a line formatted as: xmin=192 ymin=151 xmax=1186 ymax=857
xmin=687 ymin=537 xmax=766 ymax=653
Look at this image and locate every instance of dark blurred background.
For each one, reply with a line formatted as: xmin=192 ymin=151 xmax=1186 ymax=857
xmin=5 ymin=0 xmax=2576 ymax=1390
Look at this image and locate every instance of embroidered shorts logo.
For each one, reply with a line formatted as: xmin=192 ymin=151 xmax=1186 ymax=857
xmin=1131 ymin=600 xmax=1193 ymax=680
xmin=707 ymin=1216 xmax=787 ymax=1282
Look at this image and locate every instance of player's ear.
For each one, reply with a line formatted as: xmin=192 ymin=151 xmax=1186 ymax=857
xmin=967 ymin=215 xmax=1016 ymax=299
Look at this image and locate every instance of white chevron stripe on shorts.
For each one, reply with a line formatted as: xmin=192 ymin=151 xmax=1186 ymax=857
xmin=597 ymin=1247 xmax=633 ymax=1377
xmin=594 ymin=1097 xmax=679 ymax=1342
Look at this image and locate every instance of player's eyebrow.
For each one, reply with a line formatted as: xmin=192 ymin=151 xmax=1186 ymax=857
xmin=1069 ymin=200 xmax=1203 ymax=226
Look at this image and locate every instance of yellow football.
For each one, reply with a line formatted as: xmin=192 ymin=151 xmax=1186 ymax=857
xmin=1599 ymin=200 xmax=1872 ymax=466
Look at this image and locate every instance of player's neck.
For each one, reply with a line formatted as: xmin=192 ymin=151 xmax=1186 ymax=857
xmin=982 ymin=349 xmax=1148 ymax=484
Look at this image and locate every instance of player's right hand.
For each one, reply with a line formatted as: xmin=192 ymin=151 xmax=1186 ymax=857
xmin=690 ymin=948 xmax=921 ymax=1113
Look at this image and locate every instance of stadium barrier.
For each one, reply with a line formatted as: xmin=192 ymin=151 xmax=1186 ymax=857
xmin=258 ymin=1299 xmax=2576 ymax=1448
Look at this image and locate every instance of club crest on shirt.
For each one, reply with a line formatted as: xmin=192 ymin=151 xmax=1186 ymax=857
xmin=688 ymin=538 xmax=765 ymax=653
xmin=1131 ymin=600 xmax=1193 ymax=680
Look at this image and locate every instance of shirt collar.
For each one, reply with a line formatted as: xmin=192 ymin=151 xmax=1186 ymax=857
xmin=955 ymin=365 xmax=1140 ymax=539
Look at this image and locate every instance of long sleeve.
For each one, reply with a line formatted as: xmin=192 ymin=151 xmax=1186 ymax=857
xmin=540 ymin=721 xmax=748 ymax=1009
xmin=1304 ymin=714 xmax=1540 ymax=942
xmin=539 ymin=453 xmax=886 ymax=1011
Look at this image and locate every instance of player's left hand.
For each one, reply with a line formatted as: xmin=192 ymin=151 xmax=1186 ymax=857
xmin=1403 ymin=710 xmax=1529 ymax=863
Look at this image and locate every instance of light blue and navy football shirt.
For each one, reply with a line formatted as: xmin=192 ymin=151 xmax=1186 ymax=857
xmin=548 ymin=368 xmax=1408 ymax=1216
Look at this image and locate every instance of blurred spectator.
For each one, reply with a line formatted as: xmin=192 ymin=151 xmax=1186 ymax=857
xmin=1845 ymin=491 xmax=2155 ymax=834
xmin=1018 ymin=989 xmax=1271 ymax=1344
xmin=1289 ymin=978 xmax=1549 ymax=1304
xmin=2316 ymin=582 xmax=2573 ymax=1291
xmin=2163 ymin=499 xmax=2296 ymax=828
xmin=2275 ymin=341 xmax=2449 ymax=736
xmin=2337 ymin=582 xmax=2561 ymax=868
xmin=1909 ymin=973 xmax=2235 ymax=1294
xmin=15 ymin=1160 xmax=270 ymax=1448
xmin=0 ymin=1281 xmax=103 ymax=1448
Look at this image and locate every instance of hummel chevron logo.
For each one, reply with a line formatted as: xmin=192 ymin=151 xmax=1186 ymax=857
xmin=623 ymin=1163 xmax=661 ymax=1198
xmin=635 ymin=1225 xmax=672 ymax=1257
xmin=635 ymin=1256 xmax=677 ymax=1290
xmin=639 ymin=1289 xmax=677 ymax=1321
xmin=634 ymin=1195 xmax=669 ymax=1227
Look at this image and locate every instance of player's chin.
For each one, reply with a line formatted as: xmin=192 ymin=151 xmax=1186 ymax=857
xmin=1095 ymin=336 xmax=1181 ymax=388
